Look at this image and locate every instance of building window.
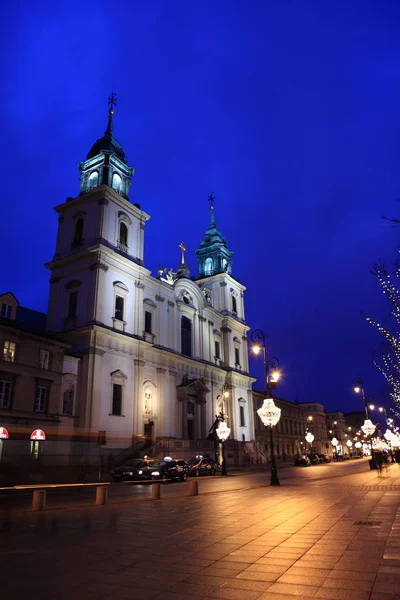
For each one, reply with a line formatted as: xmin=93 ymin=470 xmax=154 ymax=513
xmin=234 ymin=347 xmax=240 ymax=366
xmin=73 ymin=218 xmax=84 ymax=245
xmin=115 ymin=295 xmax=124 ymax=321
xmin=88 ymin=170 xmax=98 ymax=189
xmin=240 ymin=405 xmax=245 ymax=427
xmin=112 ymin=384 xmax=122 ymax=416
xmin=2 ymin=341 xmax=16 ymax=363
xmin=119 ymin=222 xmax=128 ymax=248
xmin=67 ymin=291 xmax=78 ymax=319
xmin=34 ymin=386 xmax=47 ymax=412
xmin=39 ymin=350 xmax=50 ymax=370
xmin=181 ymin=316 xmax=192 ymax=357
xmin=232 ymin=295 xmax=237 ymax=313
xmin=63 ymin=387 xmax=74 ymax=416
xmin=112 ymin=173 xmax=122 ymax=192
xmin=0 ymin=303 xmax=12 ymax=319
xmin=204 ymin=257 xmax=213 ymax=275
xmin=144 ymin=310 xmax=152 ymax=334
xmin=0 ymin=381 xmax=11 ymax=408
xmin=215 ymin=340 xmax=220 ymax=359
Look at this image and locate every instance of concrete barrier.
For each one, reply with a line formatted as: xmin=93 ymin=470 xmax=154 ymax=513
xmin=152 ymin=483 xmax=161 ymax=500
xmin=32 ymin=490 xmax=47 ymax=511
xmin=188 ymin=480 xmax=199 ymax=496
xmin=95 ymin=485 xmax=108 ymax=505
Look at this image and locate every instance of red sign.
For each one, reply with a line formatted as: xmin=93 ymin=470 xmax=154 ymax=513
xmin=30 ymin=429 xmax=46 ymax=441
xmin=0 ymin=427 xmax=9 ymax=439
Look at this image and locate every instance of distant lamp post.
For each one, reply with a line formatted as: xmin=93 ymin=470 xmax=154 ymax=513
xmin=216 ymin=420 xmax=231 ymax=476
xmin=305 ymin=432 xmax=314 ymax=452
xmin=331 ymin=437 xmax=339 ymax=460
xmin=353 ymin=378 xmax=377 ymax=467
xmin=346 ymin=439 xmax=353 ymax=457
xmin=354 ymin=440 xmax=362 ymax=457
xmin=257 ymin=398 xmax=281 ymax=486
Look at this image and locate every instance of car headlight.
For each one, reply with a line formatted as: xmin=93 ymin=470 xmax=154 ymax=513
xmin=151 ymin=471 xmax=160 ymax=476
xmin=138 ymin=470 xmax=143 ymax=475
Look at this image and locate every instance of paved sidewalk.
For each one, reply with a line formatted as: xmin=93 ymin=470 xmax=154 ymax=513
xmin=2 ymin=465 xmax=400 ymax=599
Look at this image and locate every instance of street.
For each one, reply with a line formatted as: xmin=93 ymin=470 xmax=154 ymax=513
xmin=2 ymin=458 xmax=400 ymax=599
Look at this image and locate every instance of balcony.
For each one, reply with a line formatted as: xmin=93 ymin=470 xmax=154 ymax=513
xmin=117 ymin=240 xmax=129 ymax=254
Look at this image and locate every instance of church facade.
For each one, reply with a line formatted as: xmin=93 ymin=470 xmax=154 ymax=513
xmin=45 ymin=100 xmax=256 ymax=455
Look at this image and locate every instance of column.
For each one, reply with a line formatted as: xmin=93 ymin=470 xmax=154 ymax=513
xmin=156 ymin=367 xmax=167 ymax=439
xmin=168 ymin=369 xmax=177 ymax=437
xmin=134 ymin=280 xmax=145 ymax=338
xmin=133 ymin=359 xmax=145 ymax=437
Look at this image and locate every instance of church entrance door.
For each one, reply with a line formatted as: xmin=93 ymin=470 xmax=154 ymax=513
xmin=144 ymin=423 xmax=153 ymax=446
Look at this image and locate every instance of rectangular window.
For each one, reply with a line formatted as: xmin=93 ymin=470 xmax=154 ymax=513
xmin=0 ymin=381 xmax=11 ymax=408
xmin=144 ymin=310 xmax=152 ymax=334
xmin=68 ymin=291 xmax=78 ymax=318
xmin=0 ymin=303 xmax=12 ymax=319
xmin=234 ymin=347 xmax=240 ymax=366
xmin=181 ymin=316 xmax=192 ymax=357
xmin=34 ymin=386 xmax=47 ymax=412
xmin=215 ymin=340 xmax=220 ymax=359
xmin=39 ymin=350 xmax=50 ymax=370
xmin=112 ymin=384 xmax=122 ymax=416
xmin=2 ymin=341 xmax=16 ymax=363
xmin=240 ymin=405 xmax=245 ymax=427
xmin=115 ymin=296 xmax=124 ymax=321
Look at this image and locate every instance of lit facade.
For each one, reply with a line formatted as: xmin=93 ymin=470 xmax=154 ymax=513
xmin=45 ymin=103 xmax=255 ymax=454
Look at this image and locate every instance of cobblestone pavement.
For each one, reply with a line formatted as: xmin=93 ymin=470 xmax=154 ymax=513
xmin=3 ymin=463 xmax=400 ymax=600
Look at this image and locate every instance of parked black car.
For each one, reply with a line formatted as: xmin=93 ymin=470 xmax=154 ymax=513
xmin=138 ymin=460 xmax=188 ymax=482
xmin=112 ymin=459 xmax=151 ymax=482
xmin=307 ymin=453 xmax=320 ymax=465
xmin=318 ymin=454 xmax=331 ymax=463
xmin=294 ymin=454 xmax=311 ymax=467
xmin=188 ymin=457 xmax=217 ymax=476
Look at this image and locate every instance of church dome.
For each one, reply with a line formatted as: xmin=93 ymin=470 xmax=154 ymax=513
xmin=86 ymin=94 xmax=128 ymax=164
xmin=87 ymin=131 xmax=127 ymax=164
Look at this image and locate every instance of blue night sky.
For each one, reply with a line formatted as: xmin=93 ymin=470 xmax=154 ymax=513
xmin=1 ymin=1 xmax=400 ymax=413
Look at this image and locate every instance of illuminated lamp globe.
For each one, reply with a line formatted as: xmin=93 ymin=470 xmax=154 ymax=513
xmin=354 ymin=441 xmax=362 ymax=449
xmin=331 ymin=437 xmax=338 ymax=447
xmin=361 ymin=419 xmax=376 ymax=436
xmin=305 ymin=432 xmax=314 ymax=444
xmin=257 ymin=398 xmax=281 ymax=427
xmin=216 ymin=420 xmax=231 ymax=442
xmin=346 ymin=439 xmax=353 ymax=448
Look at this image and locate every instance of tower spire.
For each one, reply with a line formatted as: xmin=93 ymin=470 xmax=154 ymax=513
xmin=106 ymin=92 xmax=117 ymax=136
xmin=208 ymin=192 xmax=216 ymax=228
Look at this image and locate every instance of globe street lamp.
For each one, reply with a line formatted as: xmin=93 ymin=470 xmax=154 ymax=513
xmin=305 ymin=432 xmax=314 ymax=452
xmin=257 ymin=398 xmax=281 ymax=486
xmin=216 ymin=420 xmax=231 ymax=476
xmin=331 ymin=437 xmax=339 ymax=460
xmin=353 ymin=378 xmax=377 ymax=466
xmin=346 ymin=439 xmax=353 ymax=457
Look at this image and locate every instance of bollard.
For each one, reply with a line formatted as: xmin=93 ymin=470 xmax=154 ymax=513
xmin=95 ymin=485 xmax=108 ymax=506
xmin=152 ymin=483 xmax=161 ymax=500
xmin=32 ymin=490 xmax=46 ymax=511
xmin=188 ymin=480 xmax=199 ymax=496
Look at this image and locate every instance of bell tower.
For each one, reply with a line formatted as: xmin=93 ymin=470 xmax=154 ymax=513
xmin=78 ymin=93 xmax=134 ymax=199
xmin=195 ymin=193 xmax=233 ymax=277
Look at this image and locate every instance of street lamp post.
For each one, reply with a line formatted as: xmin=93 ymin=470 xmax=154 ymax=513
xmin=251 ymin=329 xmax=281 ymax=486
xmin=216 ymin=420 xmax=231 ymax=476
xmin=331 ymin=437 xmax=339 ymax=460
xmin=305 ymin=432 xmax=314 ymax=453
xmin=353 ymin=378 xmax=377 ymax=467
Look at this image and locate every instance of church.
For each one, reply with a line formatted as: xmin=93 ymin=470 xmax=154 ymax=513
xmin=43 ymin=96 xmax=256 ymax=459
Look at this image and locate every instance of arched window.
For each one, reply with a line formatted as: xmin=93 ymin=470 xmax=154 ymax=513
xmin=119 ymin=222 xmax=128 ymax=248
xmin=181 ymin=316 xmax=192 ymax=357
xmin=73 ymin=218 xmax=84 ymax=245
xmin=222 ymin=258 xmax=228 ymax=272
xmin=204 ymin=257 xmax=213 ymax=275
xmin=88 ymin=171 xmax=98 ymax=189
xmin=112 ymin=173 xmax=122 ymax=192
xmin=232 ymin=295 xmax=237 ymax=313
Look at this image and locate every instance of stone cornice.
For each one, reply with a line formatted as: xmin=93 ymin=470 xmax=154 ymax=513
xmin=134 ymin=359 xmax=146 ymax=367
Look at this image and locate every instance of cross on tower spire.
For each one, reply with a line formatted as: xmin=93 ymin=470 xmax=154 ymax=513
xmin=208 ymin=192 xmax=216 ymax=227
xmin=106 ymin=92 xmax=117 ymax=135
